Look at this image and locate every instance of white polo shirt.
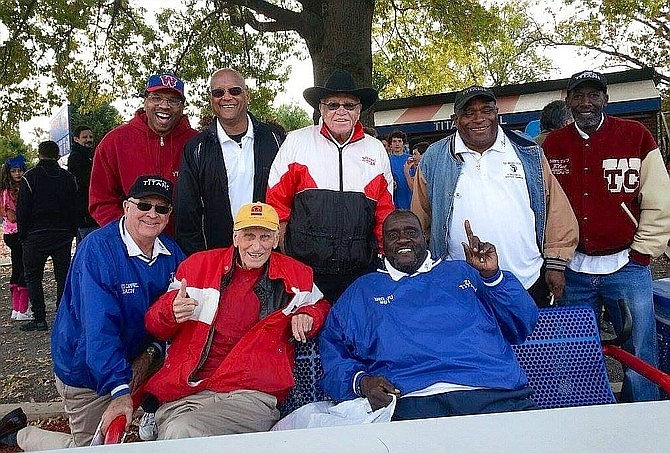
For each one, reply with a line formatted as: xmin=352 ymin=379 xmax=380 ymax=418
xmin=446 ymin=126 xmax=543 ymax=288
xmin=217 ymin=116 xmax=255 ymax=218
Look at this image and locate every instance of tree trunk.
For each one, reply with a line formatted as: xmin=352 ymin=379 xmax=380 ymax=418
xmin=300 ymin=0 xmax=375 ymax=123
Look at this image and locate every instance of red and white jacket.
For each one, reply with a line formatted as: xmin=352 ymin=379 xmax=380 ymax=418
xmin=267 ymin=122 xmax=394 ymax=276
xmin=144 ymin=247 xmax=330 ymax=404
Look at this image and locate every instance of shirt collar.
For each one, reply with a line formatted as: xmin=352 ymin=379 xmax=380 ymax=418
xmin=119 ymin=217 xmax=171 ymax=264
xmin=216 ymin=114 xmax=254 ymax=144
xmin=382 ymin=251 xmax=440 ymax=281
xmin=574 ymin=113 xmax=605 ymax=139
xmin=454 ymin=125 xmax=506 ymax=155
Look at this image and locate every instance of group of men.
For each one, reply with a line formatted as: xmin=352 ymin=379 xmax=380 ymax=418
xmin=1 ymin=67 xmax=669 ymax=450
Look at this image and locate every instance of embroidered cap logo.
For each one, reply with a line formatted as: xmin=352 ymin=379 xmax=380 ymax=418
xmin=159 ymin=75 xmax=178 ymax=88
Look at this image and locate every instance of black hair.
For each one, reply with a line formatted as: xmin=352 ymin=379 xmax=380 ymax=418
xmin=73 ymin=125 xmax=92 ymax=138
xmin=540 ymin=100 xmax=573 ymax=132
xmin=38 ymin=140 xmax=61 ymax=160
xmin=388 ymin=130 xmax=407 ymax=142
xmin=413 ymin=141 xmax=430 ymax=155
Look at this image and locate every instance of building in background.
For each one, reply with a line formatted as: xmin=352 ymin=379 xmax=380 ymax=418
xmin=374 ymin=69 xmax=666 ymax=160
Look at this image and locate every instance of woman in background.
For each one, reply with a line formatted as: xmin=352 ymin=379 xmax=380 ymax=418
xmin=1 ymin=155 xmax=31 ymax=320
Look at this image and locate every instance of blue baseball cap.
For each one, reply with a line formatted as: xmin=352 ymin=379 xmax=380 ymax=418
xmin=6 ymin=155 xmax=26 ymax=171
xmin=144 ymin=73 xmax=185 ymax=100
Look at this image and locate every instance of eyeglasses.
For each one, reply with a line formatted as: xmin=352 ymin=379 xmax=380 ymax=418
xmin=321 ymin=102 xmax=361 ymax=111
xmin=145 ymin=94 xmax=183 ymax=108
xmin=127 ymin=199 xmax=171 ymax=215
xmin=211 ymin=86 xmax=244 ymax=98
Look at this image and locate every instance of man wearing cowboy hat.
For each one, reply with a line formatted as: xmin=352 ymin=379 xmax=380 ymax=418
xmin=267 ymin=69 xmax=394 ymax=303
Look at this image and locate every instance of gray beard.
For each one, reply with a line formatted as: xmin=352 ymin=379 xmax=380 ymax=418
xmin=575 ymin=112 xmax=602 ymax=131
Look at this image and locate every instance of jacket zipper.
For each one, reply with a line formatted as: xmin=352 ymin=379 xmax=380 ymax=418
xmin=200 ymin=196 xmax=208 ymax=249
xmin=338 ymin=145 xmax=344 ymax=192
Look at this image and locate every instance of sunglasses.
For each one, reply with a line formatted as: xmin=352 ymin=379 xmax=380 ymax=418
xmin=321 ymin=102 xmax=361 ymax=111
xmin=128 ymin=199 xmax=171 ymax=215
xmin=211 ymin=86 xmax=244 ymax=98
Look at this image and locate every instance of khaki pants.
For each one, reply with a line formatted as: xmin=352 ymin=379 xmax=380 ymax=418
xmin=156 ymin=389 xmax=280 ymax=440
xmin=17 ymin=376 xmax=110 ymax=451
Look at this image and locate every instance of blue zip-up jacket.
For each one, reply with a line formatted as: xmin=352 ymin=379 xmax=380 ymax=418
xmin=319 ymin=259 xmax=538 ymax=402
xmin=51 ymin=220 xmax=185 ymax=397
xmin=411 ymin=129 xmax=577 ymax=271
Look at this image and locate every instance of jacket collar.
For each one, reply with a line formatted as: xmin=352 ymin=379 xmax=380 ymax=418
xmin=319 ymin=120 xmax=366 ymax=147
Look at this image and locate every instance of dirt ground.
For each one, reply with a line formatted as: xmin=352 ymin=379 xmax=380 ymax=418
xmin=0 ymin=260 xmax=60 ymax=405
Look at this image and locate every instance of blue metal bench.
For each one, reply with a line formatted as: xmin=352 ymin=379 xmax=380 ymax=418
xmin=280 ymin=306 xmax=616 ymax=416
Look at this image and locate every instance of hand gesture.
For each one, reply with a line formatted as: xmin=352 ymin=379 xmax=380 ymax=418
xmin=172 ymin=279 xmax=198 ymax=323
xmin=461 ymin=220 xmax=499 ymax=278
xmin=291 ymin=313 xmax=314 ymax=343
xmin=360 ymin=375 xmax=400 ymax=411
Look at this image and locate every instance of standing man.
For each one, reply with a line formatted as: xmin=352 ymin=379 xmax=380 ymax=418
xmin=17 ymin=141 xmax=78 ymax=332
xmin=10 ymin=175 xmax=184 ymax=450
xmin=175 ymin=68 xmax=285 ymax=255
xmin=267 ymin=69 xmax=394 ymax=303
xmin=411 ymin=86 xmax=578 ymax=307
xmin=387 ymin=130 xmax=412 ymax=209
xmin=68 ymin=125 xmax=98 ymax=243
xmin=90 ymin=73 xmax=198 ymax=235
xmin=543 ymin=70 xmax=670 ymax=401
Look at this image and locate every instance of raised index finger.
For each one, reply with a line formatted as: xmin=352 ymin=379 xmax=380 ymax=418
xmin=464 ymin=219 xmax=474 ymax=243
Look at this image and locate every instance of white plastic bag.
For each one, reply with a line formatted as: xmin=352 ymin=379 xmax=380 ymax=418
xmin=272 ymin=396 xmax=396 ymax=431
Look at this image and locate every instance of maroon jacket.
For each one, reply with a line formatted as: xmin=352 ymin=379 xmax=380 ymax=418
xmin=543 ymin=115 xmax=670 ymax=262
xmin=89 ymin=109 xmax=198 ymax=235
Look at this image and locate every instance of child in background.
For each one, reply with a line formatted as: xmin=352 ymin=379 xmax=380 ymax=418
xmin=403 ymin=141 xmax=430 ymax=192
xmin=1 ymin=155 xmax=31 ymax=320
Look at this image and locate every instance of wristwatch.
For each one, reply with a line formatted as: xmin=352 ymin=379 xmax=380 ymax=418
xmin=145 ymin=344 xmax=163 ymax=373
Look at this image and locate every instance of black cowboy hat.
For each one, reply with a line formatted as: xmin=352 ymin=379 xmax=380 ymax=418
xmin=303 ymin=69 xmax=378 ymax=111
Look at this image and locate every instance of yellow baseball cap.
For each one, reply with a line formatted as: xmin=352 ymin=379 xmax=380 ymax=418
xmin=234 ymin=202 xmax=279 ymax=231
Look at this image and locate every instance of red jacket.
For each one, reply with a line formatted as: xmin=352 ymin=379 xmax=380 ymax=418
xmin=89 ymin=109 xmax=198 ymax=235
xmin=543 ymin=115 xmax=670 ymax=259
xmin=144 ymin=247 xmax=330 ymax=404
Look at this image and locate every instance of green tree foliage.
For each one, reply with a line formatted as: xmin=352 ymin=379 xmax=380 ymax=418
xmin=541 ymin=0 xmax=670 ymax=88
xmin=0 ymin=131 xmax=35 ymax=166
xmin=373 ymin=0 xmax=551 ymax=97
xmin=267 ymin=103 xmax=312 ymax=132
xmin=0 ymin=1 xmax=296 ymax=134
xmin=69 ymin=95 xmax=123 ymax=145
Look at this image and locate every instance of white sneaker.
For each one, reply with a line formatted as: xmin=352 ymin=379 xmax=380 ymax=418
xmin=138 ymin=412 xmax=157 ymax=441
xmin=15 ymin=311 xmax=34 ymax=321
xmin=11 ymin=310 xmax=18 ymax=320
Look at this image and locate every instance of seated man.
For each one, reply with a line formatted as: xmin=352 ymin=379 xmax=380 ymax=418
xmin=142 ymin=202 xmax=330 ymax=440
xmin=319 ymin=210 xmax=538 ymax=419
xmin=8 ymin=175 xmax=185 ymax=450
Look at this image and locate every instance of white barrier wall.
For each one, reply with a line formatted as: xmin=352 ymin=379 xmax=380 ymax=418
xmin=54 ymin=401 xmax=670 ymax=453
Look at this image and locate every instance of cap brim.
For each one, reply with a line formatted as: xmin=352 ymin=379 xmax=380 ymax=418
xmin=455 ymin=93 xmax=496 ymax=113
xmin=128 ymin=191 xmax=172 ymax=203
xmin=145 ymin=86 xmax=186 ymax=100
xmin=234 ymin=221 xmax=279 ymax=231
xmin=303 ymin=87 xmax=378 ymax=111
xmin=567 ymin=80 xmax=607 ymax=92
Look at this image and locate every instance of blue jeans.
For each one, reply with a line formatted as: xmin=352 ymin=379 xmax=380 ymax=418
xmin=561 ymin=262 xmax=659 ymax=402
